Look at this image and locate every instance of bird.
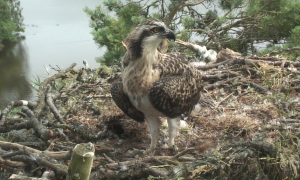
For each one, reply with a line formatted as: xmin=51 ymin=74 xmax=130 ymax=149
xmin=111 ymin=19 xmax=202 ymax=154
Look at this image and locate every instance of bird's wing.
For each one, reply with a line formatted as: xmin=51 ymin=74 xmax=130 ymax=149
xmin=148 ymin=52 xmax=202 ymax=118
xmin=111 ymin=77 xmax=145 ymax=122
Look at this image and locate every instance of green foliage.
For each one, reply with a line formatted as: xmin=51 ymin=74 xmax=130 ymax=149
xmin=219 ymin=0 xmax=243 ymax=10
xmin=258 ymin=43 xmax=300 ymax=61
xmin=0 ymin=0 xmax=17 ymax=43
xmin=84 ymin=1 xmax=147 ymax=66
xmin=30 ymin=72 xmax=42 ymax=93
xmin=223 ymin=36 xmax=249 ymax=56
xmin=246 ymin=0 xmax=300 ymax=43
xmin=6 ymin=0 xmax=24 ymax=32
xmin=86 ymin=0 xmax=300 ymax=65
xmin=0 ymin=0 xmax=24 ymax=44
xmin=291 ymin=26 xmax=300 ymax=45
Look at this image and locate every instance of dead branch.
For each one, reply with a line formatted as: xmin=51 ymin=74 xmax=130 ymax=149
xmin=106 ymin=156 xmax=195 ymax=169
xmin=269 ymin=47 xmax=300 ymax=56
xmin=215 ymin=92 xmax=234 ymax=108
xmin=9 ymin=174 xmax=48 ymax=180
xmin=1 ymin=150 xmax=23 ymax=159
xmin=0 ymin=100 xmax=37 ymax=126
xmin=0 ymin=156 xmax=27 ymax=169
xmin=103 ymin=153 xmax=115 ymax=163
xmin=197 ymin=57 xmax=300 ymax=71
xmin=36 ymin=157 xmax=67 ymax=177
xmin=241 ymin=80 xmax=270 ymax=94
xmin=99 ymin=161 xmax=166 ymax=179
xmin=173 ymin=147 xmax=195 ymax=159
xmin=202 ymin=73 xmax=238 ymax=81
xmin=0 ymin=107 xmax=58 ymax=138
xmin=229 ymin=141 xmax=276 ymax=157
xmin=35 ymin=63 xmax=76 ymax=117
xmin=10 ymin=155 xmax=36 ymax=165
xmin=45 ymin=87 xmax=65 ymax=124
xmin=140 ymin=162 xmax=165 ymax=177
xmin=21 ymin=107 xmax=54 ymax=140
xmin=203 ymin=77 xmax=238 ymax=90
xmin=0 ymin=141 xmax=72 ymax=160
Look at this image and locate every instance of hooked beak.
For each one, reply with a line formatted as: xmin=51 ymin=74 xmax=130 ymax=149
xmin=165 ymin=29 xmax=176 ymax=41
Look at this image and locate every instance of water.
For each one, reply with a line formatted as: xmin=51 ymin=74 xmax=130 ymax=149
xmin=0 ymin=0 xmax=104 ymax=108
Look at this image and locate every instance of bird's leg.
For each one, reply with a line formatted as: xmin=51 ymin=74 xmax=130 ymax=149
xmin=167 ymin=117 xmax=181 ymax=148
xmin=145 ymin=116 xmax=162 ymax=154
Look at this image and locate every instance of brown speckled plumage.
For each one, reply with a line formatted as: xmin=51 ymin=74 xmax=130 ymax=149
xmin=149 ymin=53 xmax=201 ymax=118
xmin=110 ymin=19 xmax=202 ymax=152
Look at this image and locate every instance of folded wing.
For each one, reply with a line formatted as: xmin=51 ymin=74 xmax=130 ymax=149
xmin=148 ymin=52 xmax=202 ymax=118
xmin=111 ymin=78 xmax=145 ymax=122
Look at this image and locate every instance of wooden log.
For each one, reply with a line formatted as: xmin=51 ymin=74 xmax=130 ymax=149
xmin=66 ymin=142 xmax=95 ymax=180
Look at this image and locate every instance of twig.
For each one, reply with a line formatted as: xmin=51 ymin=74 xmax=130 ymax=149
xmin=0 ymin=100 xmax=37 ymax=126
xmin=202 ymin=73 xmax=237 ymax=81
xmin=215 ymin=92 xmax=234 ymax=108
xmin=9 ymin=174 xmax=48 ymax=180
xmin=21 ymin=107 xmax=53 ymax=140
xmin=241 ymin=80 xmax=270 ymax=94
xmin=35 ymin=63 xmax=76 ymax=117
xmin=45 ymin=86 xmax=65 ymax=124
xmin=203 ymin=77 xmax=238 ymax=90
xmin=269 ymin=47 xmax=300 ymax=56
xmin=106 ymin=156 xmax=195 ymax=169
xmin=172 ymin=147 xmax=195 ymax=159
xmin=140 ymin=162 xmax=165 ymax=177
xmin=0 ymin=141 xmax=72 ymax=160
xmin=0 ymin=156 xmax=27 ymax=169
xmin=36 ymin=156 xmax=68 ymax=177
xmin=197 ymin=57 xmax=300 ymax=71
xmin=103 ymin=153 xmax=116 ymax=163
xmin=1 ymin=150 xmax=23 ymax=158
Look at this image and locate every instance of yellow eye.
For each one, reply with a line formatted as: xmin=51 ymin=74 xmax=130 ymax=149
xmin=153 ymin=28 xmax=159 ymax=33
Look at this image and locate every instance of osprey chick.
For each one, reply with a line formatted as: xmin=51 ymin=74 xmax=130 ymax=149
xmin=111 ymin=19 xmax=202 ymax=154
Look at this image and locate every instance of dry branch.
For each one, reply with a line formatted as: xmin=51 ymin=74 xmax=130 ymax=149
xmin=0 ymin=100 xmax=37 ymax=126
xmin=36 ymin=157 xmax=67 ymax=177
xmin=0 ymin=107 xmax=60 ymax=138
xmin=9 ymin=174 xmax=47 ymax=180
xmin=106 ymin=155 xmax=195 ymax=169
xmin=197 ymin=57 xmax=300 ymax=71
xmin=241 ymin=80 xmax=270 ymax=94
xmin=46 ymin=89 xmax=65 ymax=124
xmin=269 ymin=47 xmax=300 ymax=56
xmin=35 ymin=63 xmax=76 ymax=117
xmin=229 ymin=141 xmax=276 ymax=157
xmin=0 ymin=141 xmax=72 ymax=160
xmin=203 ymin=77 xmax=238 ymax=90
xmin=21 ymin=107 xmax=54 ymax=140
xmin=0 ymin=156 xmax=27 ymax=169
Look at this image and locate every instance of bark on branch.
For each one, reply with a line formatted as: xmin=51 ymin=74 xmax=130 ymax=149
xmin=0 ymin=141 xmax=72 ymax=160
xmin=35 ymin=63 xmax=77 ymax=117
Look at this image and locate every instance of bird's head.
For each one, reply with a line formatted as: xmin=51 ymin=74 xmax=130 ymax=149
xmin=124 ymin=19 xmax=175 ymax=59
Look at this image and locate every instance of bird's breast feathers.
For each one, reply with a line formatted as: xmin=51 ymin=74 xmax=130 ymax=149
xmin=121 ymin=51 xmax=201 ymax=117
xmin=122 ymin=57 xmax=161 ymax=104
